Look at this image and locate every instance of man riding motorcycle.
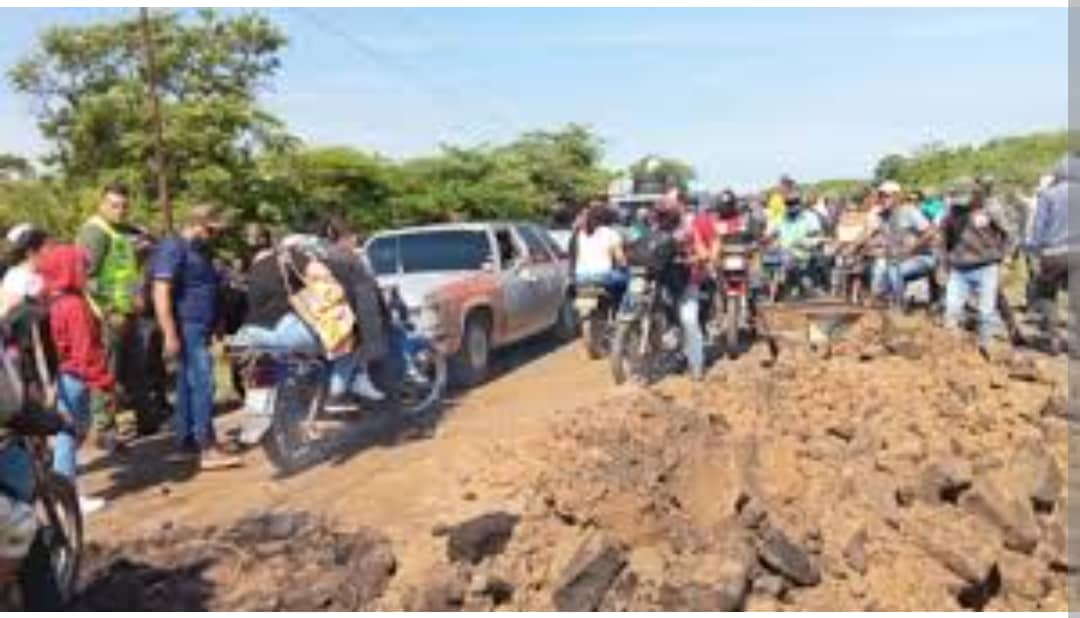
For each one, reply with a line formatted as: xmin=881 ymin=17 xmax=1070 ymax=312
xmin=768 ymin=191 xmax=826 ymax=299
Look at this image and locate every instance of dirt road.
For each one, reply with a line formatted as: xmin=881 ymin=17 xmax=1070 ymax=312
xmin=81 ymin=336 xmax=617 ymax=598
xmin=75 ymin=313 xmax=1072 ymax=611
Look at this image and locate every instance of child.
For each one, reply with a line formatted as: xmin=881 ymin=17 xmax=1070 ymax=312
xmin=36 ymin=244 xmax=112 ymax=515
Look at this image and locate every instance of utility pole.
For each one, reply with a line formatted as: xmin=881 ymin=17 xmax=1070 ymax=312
xmin=138 ymin=7 xmax=172 ymax=231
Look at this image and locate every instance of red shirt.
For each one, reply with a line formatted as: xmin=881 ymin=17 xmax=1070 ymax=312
xmin=688 ymin=213 xmax=718 ymax=285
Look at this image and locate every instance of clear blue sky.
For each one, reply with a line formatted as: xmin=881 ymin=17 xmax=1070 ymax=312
xmin=0 ymin=7 xmax=1067 ymax=189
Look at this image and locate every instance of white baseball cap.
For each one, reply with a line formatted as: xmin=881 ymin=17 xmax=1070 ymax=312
xmin=878 ymin=181 xmax=902 ymax=195
xmin=5 ymin=223 xmax=34 ymax=246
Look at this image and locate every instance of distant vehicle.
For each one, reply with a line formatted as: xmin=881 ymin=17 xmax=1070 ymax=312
xmin=364 ymin=222 xmax=576 ymax=386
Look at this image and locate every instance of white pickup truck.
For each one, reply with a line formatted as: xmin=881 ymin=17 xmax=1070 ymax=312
xmin=364 ymin=222 xmax=576 ymax=386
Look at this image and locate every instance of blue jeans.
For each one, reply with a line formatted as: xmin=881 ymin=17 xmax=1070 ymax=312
xmin=944 ymin=264 xmax=1000 ymax=346
xmin=679 ymin=284 xmax=705 ymax=379
xmin=871 ymin=255 xmax=937 ymax=302
xmin=54 ymin=373 xmax=92 ymax=481
xmin=232 ymin=313 xmax=359 ymax=396
xmin=177 ymin=323 xmax=215 ymax=449
xmin=0 ymin=440 xmax=33 ymax=502
xmin=575 ymin=269 xmax=629 ymax=310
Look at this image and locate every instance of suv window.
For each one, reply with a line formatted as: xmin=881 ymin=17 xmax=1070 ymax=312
xmin=515 ymin=224 xmax=554 ymax=263
xmin=366 ymin=230 xmax=493 ymax=275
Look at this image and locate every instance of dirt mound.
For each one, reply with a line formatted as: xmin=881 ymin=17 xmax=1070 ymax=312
xmin=74 ymin=510 xmax=396 ymax=611
xmin=421 ymin=315 xmax=1070 ymax=611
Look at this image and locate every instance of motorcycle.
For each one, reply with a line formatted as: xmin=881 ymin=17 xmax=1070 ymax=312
xmin=573 ymin=282 xmax=615 ymax=359
xmin=227 ymin=288 xmax=447 ymax=476
xmin=610 ymin=234 xmax=683 ymax=386
xmin=713 ymin=240 xmax=752 ymax=359
xmin=0 ymin=432 xmax=82 ymax=610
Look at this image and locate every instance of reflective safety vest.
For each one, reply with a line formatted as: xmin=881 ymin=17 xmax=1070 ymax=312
xmin=86 ymin=216 xmax=139 ymax=315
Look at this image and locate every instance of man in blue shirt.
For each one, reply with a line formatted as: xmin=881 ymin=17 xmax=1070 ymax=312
xmin=152 ymin=204 xmax=240 ymax=470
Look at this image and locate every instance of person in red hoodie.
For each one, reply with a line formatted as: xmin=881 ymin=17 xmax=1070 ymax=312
xmin=36 ymin=244 xmax=112 ymax=515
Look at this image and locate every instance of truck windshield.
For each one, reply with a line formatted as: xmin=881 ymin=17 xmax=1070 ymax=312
xmin=367 ymin=230 xmax=492 ymax=276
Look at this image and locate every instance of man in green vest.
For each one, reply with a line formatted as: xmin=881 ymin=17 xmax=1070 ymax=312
xmin=77 ymin=182 xmax=141 ymax=452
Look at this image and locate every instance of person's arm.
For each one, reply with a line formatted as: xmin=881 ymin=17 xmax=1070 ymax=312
xmin=151 ymin=240 xmax=182 ymax=358
xmin=608 ymin=230 xmax=627 ymax=268
xmin=65 ymin=302 xmax=114 ymax=392
xmin=1026 ymin=193 xmax=1050 ymax=253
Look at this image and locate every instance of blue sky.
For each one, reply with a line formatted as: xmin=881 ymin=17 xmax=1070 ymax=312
xmin=0 ymin=7 xmax=1067 ymax=189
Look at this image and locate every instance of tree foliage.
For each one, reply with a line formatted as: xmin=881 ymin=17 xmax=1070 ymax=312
xmin=9 ymin=9 xmax=292 ymax=220
xmin=628 ymin=155 xmax=695 ymax=194
xmin=872 ymin=131 xmax=1069 ymax=192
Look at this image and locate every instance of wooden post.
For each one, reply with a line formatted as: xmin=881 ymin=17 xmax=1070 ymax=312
xmin=138 ymin=7 xmax=172 ymax=232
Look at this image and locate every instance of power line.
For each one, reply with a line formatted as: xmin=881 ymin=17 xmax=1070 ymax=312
xmin=287 ymin=8 xmax=516 ymax=148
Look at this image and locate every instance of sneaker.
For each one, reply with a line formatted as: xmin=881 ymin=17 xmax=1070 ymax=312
xmin=199 ymin=448 xmax=242 ymax=472
xmin=351 ymin=372 xmax=386 ymax=401
xmin=78 ymin=495 xmax=106 ymax=516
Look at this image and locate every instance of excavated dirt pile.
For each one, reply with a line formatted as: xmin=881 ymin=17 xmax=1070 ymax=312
xmin=74 ymin=511 xmax=397 ymax=611
xmin=420 ymin=314 xmax=1071 ymax=611
xmin=74 ymin=314 xmax=1071 ymax=611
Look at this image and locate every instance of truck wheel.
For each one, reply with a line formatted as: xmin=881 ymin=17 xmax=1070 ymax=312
xmin=450 ymin=314 xmax=491 ymax=388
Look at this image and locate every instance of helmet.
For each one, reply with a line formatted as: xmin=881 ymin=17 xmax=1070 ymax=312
xmin=716 ymin=189 xmax=737 ymax=212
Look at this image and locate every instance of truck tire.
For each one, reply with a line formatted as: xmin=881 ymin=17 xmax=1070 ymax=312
xmin=450 ymin=314 xmax=491 ymax=388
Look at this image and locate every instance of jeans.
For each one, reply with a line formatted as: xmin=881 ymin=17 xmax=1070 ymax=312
xmin=679 ymin=284 xmax=705 ymax=379
xmin=0 ymin=441 xmax=33 ymax=503
xmin=575 ymin=269 xmax=629 ymax=310
xmin=944 ymin=263 xmax=1000 ymax=346
xmin=176 ymin=323 xmax=215 ymax=449
xmin=54 ymin=373 xmax=92 ymax=481
xmin=870 ymin=254 xmax=937 ymax=303
xmin=232 ymin=313 xmax=359 ymax=396
xmin=1032 ymin=253 xmax=1070 ymax=333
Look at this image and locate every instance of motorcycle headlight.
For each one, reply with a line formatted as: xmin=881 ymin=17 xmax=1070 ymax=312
xmin=413 ymin=298 xmax=443 ymax=334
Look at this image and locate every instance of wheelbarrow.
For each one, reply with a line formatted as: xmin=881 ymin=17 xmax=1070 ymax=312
xmin=761 ymin=297 xmax=879 ymax=358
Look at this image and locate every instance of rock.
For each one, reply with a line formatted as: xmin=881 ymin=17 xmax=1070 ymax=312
xmin=405 ymin=565 xmax=469 ymax=611
xmin=961 ymin=479 xmax=1040 ymax=555
xmin=842 ymin=527 xmax=868 ymax=575
xmin=756 ymin=527 xmax=821 ymax=587
xmin=825 ymin=421 xmax=856 ymax=442
xmin=1005 ymin=441 xmax=1063 ymax=512
xmin=552 ymin=533 xmax=628 ymax=611
xmin=735 ymin=492 xmax=769 ymax=530
xmin=750 ymin=572 xmax=788 ymax=600
xmin=919 ymin=456 xmax=974 ymax=505
xmin=909 ymin=510 xmax=998 ymax=585
xmin=446 ymin=511 xmax=519 ymax=565
xmin=956 ymin=564 xmax=1002 ymax=611
xmin=998 ymin=552 xmax=1050 ymax=601
xmin=857 ymin=470 xmax=903 ymax=529
xmin=659 ymin=581 xmax=747 ymax=612
xmin=469 ymin=574 xmax=514 ymax=606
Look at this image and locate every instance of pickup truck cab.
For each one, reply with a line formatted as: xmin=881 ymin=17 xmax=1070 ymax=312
xmin=364 ymin=222 xmax=576 ymax=386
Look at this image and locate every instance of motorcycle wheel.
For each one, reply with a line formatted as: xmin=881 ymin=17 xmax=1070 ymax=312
xmin=33 ymin=471 xmax=81 ymax=606
xmin=726 ymin=298 xmax=742 ymax=360
xmin=611 ymin=314 xmax=663 ymax=386
xmin=394 ymin=343 xmax=447 ymax=419
xmin=261 ymin=372 xmax=327 ymax=477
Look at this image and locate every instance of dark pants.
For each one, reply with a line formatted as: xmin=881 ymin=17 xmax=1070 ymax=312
xmin=176 ymin=323 xmax=215 ymax=449
xmin=1032 ymin=253 xmax=1070 ymax=333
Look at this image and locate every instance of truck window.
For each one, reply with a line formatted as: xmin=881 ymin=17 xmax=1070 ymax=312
xmin=495 ymin=229 xmax=522 ymax=269
xmin=366 ymin=230 xmax=493 ymax=275
xmin=515 ymin=224 xmax=554 ymax=263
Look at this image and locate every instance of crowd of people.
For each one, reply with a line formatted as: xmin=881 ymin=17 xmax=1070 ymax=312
xmin=570 ymin=153 xmax=1077 ymax=381
xmin=0 ymin=153 xmax=1073 ymax=606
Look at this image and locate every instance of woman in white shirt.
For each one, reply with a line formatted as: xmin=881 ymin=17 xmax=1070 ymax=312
xmin=1 ymin=224 xmax=48 ymax=314
xmin=573 ymin=205 xmax=628 ymax=301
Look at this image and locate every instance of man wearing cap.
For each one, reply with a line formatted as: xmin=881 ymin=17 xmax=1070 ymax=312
xmin=152 ymin=204 xmax=240 ymax=470
xmin=863 ymin=180 xmax=937 ymax=306
xmin=940 ymin=178 xmax=1012 ymax=353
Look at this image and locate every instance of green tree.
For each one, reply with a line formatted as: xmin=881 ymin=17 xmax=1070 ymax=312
xmin=496 ymin=124 xmax=613 ymax=209
xmin=0 ymin=154 xmax=34 ymax=181
xmin=628 ymin=155 xmax=695 ymax=194
xmin=9 ymin=9 xmax=292 ymax=228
